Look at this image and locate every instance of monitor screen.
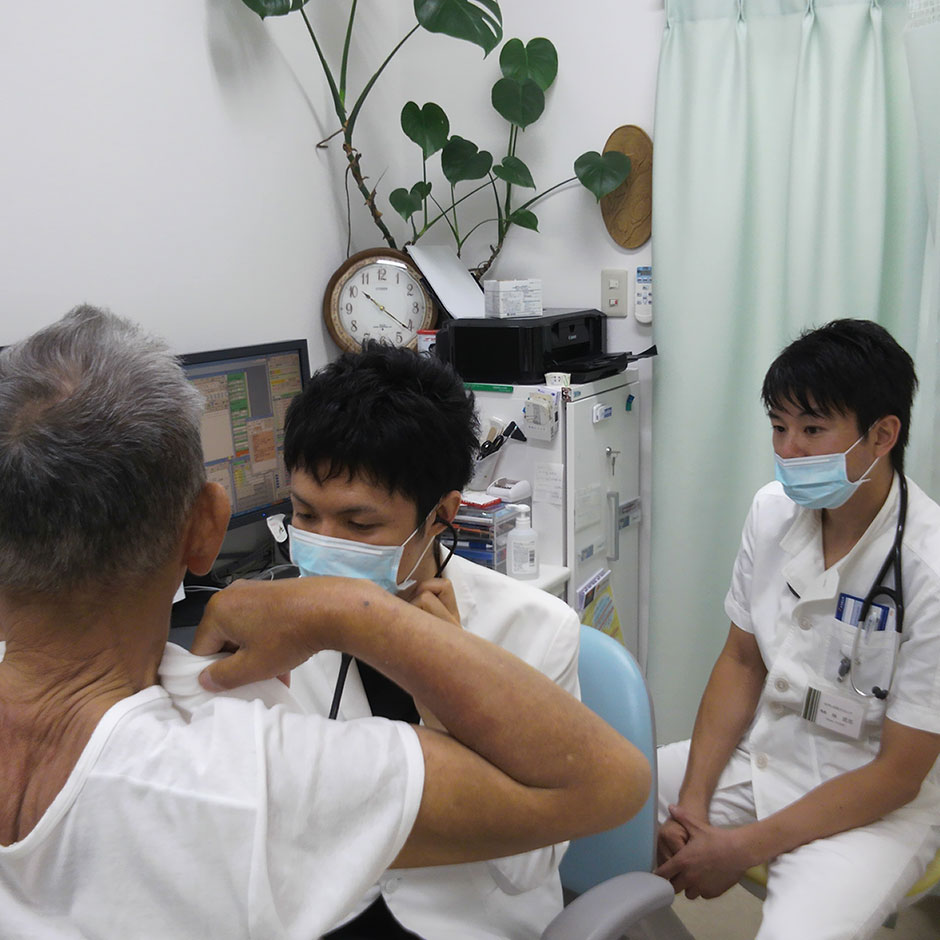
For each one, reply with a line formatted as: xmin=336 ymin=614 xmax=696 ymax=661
xmin=180 ymin=340 xmax=310 ymax=528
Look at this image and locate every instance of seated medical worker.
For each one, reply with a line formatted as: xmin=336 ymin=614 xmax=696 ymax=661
xmin=656 ymin=319 xmax=940 ymax=939
xmin=0 ymin=307 xmax=651 ymax=940
xmin=278 ymin=341 xmax=583 ymax=940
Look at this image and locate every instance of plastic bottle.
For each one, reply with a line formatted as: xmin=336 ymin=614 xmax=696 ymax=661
xmin=507 ymin=505 xmax=539 ymax=580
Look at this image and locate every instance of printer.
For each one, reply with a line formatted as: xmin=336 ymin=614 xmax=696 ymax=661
xmin=433 ymin=309 xmax=628 ymax=384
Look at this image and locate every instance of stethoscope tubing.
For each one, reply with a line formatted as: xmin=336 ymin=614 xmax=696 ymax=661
xmin=849 ymin=474 xmax=907 ymax=700
xmin=326 ymin=518 xmax=457 ymax=720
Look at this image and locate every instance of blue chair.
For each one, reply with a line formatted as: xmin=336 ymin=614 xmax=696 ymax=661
xmin=541 ymin=626 xmax=693 ymax=940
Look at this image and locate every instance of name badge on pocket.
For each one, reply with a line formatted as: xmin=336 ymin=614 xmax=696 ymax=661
xmin=802 ymin=686 xmax=865 ymax=739
xmin=835 ymin=593 xmax=894 ymax=632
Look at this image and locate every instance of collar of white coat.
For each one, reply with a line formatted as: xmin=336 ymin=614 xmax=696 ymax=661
xmin=780 ymin=472 xmax=902 ymax=603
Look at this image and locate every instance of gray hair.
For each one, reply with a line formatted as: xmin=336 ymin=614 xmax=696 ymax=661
xmin=0 ymin=306 xmax=206 ymax=594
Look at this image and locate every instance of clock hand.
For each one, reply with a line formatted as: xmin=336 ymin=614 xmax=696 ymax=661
xmin=362 ymin=291 xmax=409 ymax=330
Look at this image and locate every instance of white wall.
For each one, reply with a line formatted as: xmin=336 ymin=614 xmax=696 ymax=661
xmin=1 ymin=0 xmax=679 ymax=725
xmin=0 ymin=1 xmax=348 ymax=362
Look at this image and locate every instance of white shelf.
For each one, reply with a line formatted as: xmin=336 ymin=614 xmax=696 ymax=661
xmin=523 ymin=563 xmax=570 ymax=600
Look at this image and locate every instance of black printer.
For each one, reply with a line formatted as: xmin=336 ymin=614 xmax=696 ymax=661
xmin=434 ymin=309 xmax=628 ymax=384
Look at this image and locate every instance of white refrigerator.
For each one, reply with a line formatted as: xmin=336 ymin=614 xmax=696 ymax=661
xmin=470 ymin=369 xmax=642 ymax=658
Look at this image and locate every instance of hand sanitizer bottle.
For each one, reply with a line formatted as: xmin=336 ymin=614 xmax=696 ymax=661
xmin=507 ymin=505 xmax=539 ymax=580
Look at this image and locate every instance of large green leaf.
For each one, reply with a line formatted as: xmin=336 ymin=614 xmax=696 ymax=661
xmin=574 ymin=151 xmax=632 ymax=201
xmin=414 ymin=0 xmax=503 ymax=56
xmin=507 ymin=209 xmax=539 ymax=231
xmin=491 ymin=77 xmax=544 ymax=129
xmin=441 ymin=136 xmax=493 ymax=184
xmin=389 ymin=182 xmax=432 ymax=222
xmin=237 ymin=0 xmax=310 ymax=17
xmin=493 ymin=156 xmax=535 ymax=189
xmin=499 ymin=38 xmax=557 ymax=91
xmin=401 ymin=102 xmax=450 ymax=160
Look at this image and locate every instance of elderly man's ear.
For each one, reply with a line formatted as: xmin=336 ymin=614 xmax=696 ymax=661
xmin=181 ymin=483 xmax=232 ymax=577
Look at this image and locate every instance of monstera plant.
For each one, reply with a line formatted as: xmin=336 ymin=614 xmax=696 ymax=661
xmin=238 ymin=0 xmax=629 ymax=278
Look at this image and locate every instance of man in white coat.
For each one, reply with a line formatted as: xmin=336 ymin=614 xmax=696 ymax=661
xmin=279 ymin=341 xmax=582 ymax=940
xmin=656 ymin=319 xmax=940 ymax=939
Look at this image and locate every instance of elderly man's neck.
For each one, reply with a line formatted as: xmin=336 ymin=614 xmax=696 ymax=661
xmin=0 ymin=573 xmax=176 ymax=702
xmin=0 ymin=574 xmax=177 ymax=845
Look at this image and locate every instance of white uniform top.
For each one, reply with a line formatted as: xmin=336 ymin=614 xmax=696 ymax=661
xmin=289 ymin=553 xmax=582 ymax=940
xmin=0 ymin=643 xmax=425 ymax=940
xmin=724 ymin=474 xmax=940 ymax=823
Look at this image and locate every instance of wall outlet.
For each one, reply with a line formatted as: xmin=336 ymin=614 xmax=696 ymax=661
xmin=601 ymin=268 xmax=629 ymax=317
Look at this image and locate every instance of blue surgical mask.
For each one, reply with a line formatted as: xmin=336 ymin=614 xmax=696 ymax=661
xmin=288 ymin=516 xmax=434 ymax=595
xmin=774 ymin=435 xmax=878 ymax=510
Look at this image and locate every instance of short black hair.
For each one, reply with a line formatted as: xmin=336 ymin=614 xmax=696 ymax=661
xmin=284 ymin=341 xmax=479 ymax=521
xmin=761 ymin=319 xmax=918 ymax=473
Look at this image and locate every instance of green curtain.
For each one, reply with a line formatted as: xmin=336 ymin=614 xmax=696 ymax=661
xmin=905 ymin=12 xmax=940 ymax=498
xmin=648 ymin=0 xmax=928 ymax=743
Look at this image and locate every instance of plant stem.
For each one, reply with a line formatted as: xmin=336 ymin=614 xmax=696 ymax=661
xmin=428 ymin=193 xmax=459 ymax=243
xmin=515 ymin=176 xmax=577 ymax=214
xmin=300 ymin=9 xmax=419 ymax=252
xmin=471 ymin=246 xmax=500 ymax=281
xmin=300 ymin=8 xmax=345 ymax=122
xmin=450 ymin=184 xmax=461 ymax=243
xmin=343 ymin=140 xmax=398 ymax=249
xmin=462 ymin=217 xmax=498 ymax=241
xmin=422 ymin=160 xmax=429 ymax=229
xmin=487 ymin=173 xmax=505 ymax=232
xmin=418 ymin=179 xmax=492 ymax=236
xmin=316 ymin=127 xmax=345 ymax=148
xmin=344 ymin=163 xmax=354 ymax=256
xmin=501 ymin=126 xmax=515 ymax=239
xmin=346 ymin=26 xmax=419 ymax=135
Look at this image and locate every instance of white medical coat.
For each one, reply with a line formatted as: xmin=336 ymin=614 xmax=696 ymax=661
xmin=289 ymin=553 xmax=582 ymax=940
xmin=723 ymin=474 xmax=940 ymax=823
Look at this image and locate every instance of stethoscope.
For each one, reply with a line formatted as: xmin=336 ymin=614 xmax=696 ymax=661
xmin=326 ymin=518 xmax=458 ymax=720
xmin=837 ymin=473 xmax=907 ymax=700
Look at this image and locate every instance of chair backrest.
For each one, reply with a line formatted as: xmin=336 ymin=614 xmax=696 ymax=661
xmin=559 ymin=625 xmax=658 ymax=895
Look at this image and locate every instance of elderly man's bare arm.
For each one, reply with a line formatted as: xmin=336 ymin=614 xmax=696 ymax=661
xmin=193 ymin=576 xmax=650 ymax=867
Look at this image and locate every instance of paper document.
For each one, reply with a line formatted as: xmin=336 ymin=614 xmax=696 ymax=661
xmin=407 ymin=244 xmax=484 ymax=319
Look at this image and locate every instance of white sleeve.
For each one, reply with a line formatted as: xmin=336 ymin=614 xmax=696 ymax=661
xmin=247 ymin=702 xmax=425 ymax=934
xmin=486 ymin=602 xmax=581 ymax=894
xmin=724 ymin=495 xmax=760 ymax=634
xmin=885 ymin=543 xmax=940 ymax=735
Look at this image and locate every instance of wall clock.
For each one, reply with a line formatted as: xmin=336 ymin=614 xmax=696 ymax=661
xmin=323 ymin=248 xmax=438 ymax=353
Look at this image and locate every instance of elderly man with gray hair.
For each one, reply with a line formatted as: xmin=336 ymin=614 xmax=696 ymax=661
xmin=0 ymin=306 xmax=649 ymax=940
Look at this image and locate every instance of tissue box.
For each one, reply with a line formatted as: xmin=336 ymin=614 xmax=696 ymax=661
xmin=483 ymin=279 xmax=543 ymax=318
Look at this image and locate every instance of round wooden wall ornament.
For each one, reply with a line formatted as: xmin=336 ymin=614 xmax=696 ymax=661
xmin=600 ymin=124 xmax=652 ymax=250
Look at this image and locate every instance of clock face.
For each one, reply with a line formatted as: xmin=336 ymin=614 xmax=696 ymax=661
xmin=324 ymin=250 xmax=437 ymax=354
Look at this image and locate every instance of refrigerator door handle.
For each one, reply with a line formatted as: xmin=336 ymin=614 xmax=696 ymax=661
xmin=607 ymin=490 xmax=620 ymax=562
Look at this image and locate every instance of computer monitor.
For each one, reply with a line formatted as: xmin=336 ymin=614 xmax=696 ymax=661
xmin=180 ymin=340 xmax=310 ymax=529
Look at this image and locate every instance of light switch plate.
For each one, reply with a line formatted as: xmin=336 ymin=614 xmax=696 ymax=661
xmin=601 ymin=268 xmax=629 ymax=317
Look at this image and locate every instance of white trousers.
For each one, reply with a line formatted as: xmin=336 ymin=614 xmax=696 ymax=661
xmin=657 ymin=740 xmax=940 ymax=940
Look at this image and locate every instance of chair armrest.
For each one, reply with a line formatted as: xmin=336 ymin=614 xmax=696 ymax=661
xmin=541 ymin=872 xmax=675 ymax=940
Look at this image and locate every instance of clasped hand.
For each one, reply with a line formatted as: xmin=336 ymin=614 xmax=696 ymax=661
xmin=655 ymin=805 xmax=752 ymax=900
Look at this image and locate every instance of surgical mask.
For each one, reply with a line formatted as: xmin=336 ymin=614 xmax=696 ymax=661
xmin=774 ymin=435 xmax=879 ymax=510
xmin=288 ymin=516 xmax=435 ymax=595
